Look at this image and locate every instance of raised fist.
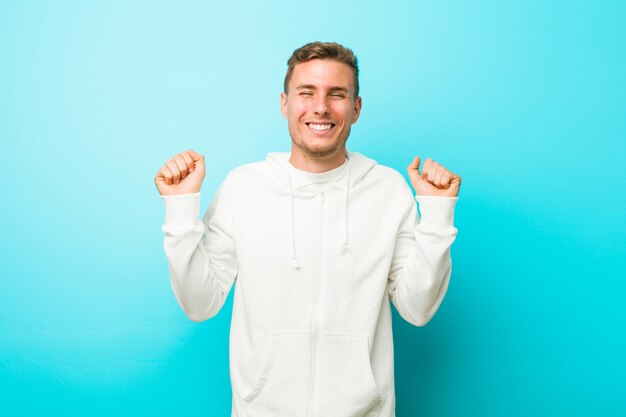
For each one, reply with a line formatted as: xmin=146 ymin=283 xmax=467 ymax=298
xmin=154 ymin=149 xmax=206 ymax=196
xmin=407 ymin=156 xmax=461 ymax=198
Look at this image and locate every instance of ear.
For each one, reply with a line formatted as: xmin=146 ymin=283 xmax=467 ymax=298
xmin=280 ymin=92 xmax=288 ymax=119
xmin=351 ymin=96 xmax=362 ymax=124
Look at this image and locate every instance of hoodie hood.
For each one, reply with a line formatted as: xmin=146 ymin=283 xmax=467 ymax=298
xmin=266 ymin=150 xmax=377 ymax=269
xmin=266 ymin=150 xmax=377 ymax=192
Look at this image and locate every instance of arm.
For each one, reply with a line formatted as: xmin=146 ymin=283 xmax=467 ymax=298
xmin=387 ymin=155 xmax=461 ymax=326
xmin=155 ymin=149 xmax=238 ymax=322
xmin=161 ymin=184 xmax=238 ymax=322
xmin=387 ymin=194 xmax=458 ymax=326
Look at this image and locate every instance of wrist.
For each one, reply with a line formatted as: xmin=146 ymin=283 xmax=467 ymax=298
xmin=162 ymin=192 xmax=202 ymax=229
xmin=415 ymin=195 xmax=458 ymax=229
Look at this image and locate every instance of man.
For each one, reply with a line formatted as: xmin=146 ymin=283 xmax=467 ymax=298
xmin=155 ymin=41 xmax=461 ymax=417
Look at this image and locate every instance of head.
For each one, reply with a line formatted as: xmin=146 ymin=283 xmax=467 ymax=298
xmin=281 ymin=42 xmax=362 ymax=165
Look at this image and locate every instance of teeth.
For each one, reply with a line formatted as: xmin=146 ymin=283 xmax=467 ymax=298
xmin=309 ymin=123 xmax=333 ymax=131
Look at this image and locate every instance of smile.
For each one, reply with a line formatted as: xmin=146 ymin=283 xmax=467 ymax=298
xmin=306 ymin=122 xmax=335 ymax=132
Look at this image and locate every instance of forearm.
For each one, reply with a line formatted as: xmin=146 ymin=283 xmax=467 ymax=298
xmin=161 ymin=192 xmax=236 ymax=322
xmin=389 ymin=196 xmax=458 ymax=326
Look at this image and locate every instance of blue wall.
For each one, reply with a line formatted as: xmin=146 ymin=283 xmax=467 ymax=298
xmin=1 ymin=1 xmax=624 ymax=415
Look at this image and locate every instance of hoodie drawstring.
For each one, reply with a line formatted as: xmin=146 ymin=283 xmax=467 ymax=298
xmin=340 ymin=167 xmax=350 ymax=255
xmin=288 ymin=173 xmax=301 ymax=269
xmin=287 ymin=164 xmax=351 ymax=269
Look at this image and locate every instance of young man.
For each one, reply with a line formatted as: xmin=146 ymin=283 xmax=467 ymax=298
xmin=155 ymin=42 xmax=461 ymax=417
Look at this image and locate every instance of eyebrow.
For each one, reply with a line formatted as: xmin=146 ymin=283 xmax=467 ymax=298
xmin=295 ymin=84 xmax=349 ymax=94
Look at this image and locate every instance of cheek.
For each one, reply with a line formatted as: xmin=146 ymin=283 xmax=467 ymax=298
xmin=291 ymin=106 xmax=309 ymax=123
xmin=332 ymin=103 xmax=352 ymax=118
xmin=334 ymin=113 xmax=349 ymax=127
xmin=287 ymin=109 xmax=304 ymax=129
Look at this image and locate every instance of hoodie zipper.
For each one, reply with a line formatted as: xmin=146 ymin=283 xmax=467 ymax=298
xmin=306 ymin=189 xmax=325 ymax=417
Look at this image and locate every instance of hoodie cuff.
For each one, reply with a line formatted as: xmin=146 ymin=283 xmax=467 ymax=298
xmin=161 ymin=192 xmax=201 ymax=229
xmin=415 ymin=195 xmax=458 ymax=229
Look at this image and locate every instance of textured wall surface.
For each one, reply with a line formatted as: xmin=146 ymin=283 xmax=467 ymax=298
xmin=1 ymin=1 xmax=624 ymax=416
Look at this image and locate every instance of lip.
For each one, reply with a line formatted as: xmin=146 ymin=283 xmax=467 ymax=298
xmin=305 ymin=122 xmax=336 ymax=136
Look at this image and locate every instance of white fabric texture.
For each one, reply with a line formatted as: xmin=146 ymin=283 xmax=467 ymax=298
xmin=160 ymin=150 xmax=458 ymax=417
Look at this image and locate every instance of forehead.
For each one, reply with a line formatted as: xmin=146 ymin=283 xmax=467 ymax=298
xmin=289 ymin=59 xmax=355 ymax=91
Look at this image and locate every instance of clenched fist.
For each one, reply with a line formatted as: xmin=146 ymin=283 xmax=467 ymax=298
xmin=407 ymin=156 xmax=461 ymax=198
xmin=154 ymin=149 xmax=206 ymax=196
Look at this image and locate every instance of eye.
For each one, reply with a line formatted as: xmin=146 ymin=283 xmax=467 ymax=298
xmin=330 ymin=93 xmax=346 ymax=99
xmin=299 ymin=91 xmax=313 ymax=97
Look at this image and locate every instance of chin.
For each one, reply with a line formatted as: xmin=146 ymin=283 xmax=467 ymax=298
xmin=302 ymin=141 xmax=345 ymax=158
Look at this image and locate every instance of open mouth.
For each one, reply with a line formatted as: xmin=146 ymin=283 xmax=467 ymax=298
xmin=306 ymin=122 xmax=336 ymax=133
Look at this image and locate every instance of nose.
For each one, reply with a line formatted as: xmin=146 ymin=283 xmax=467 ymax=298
xmin=313 ymin=96 xmax=330 ymax=115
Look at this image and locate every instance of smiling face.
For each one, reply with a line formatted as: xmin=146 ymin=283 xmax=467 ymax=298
xmin=281 ymin=59 xmax=362 ymax=165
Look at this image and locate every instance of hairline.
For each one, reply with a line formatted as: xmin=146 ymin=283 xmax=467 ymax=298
xmin=284 ymin=58 xmax=359 ymax=100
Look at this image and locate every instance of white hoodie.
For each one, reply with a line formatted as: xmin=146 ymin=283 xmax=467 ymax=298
xmin=161 ymin=150 xmax=458 ymax=417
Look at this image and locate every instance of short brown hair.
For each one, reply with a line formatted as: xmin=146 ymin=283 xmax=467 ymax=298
xmin=284 ymin=41 xmax=359 ymax=99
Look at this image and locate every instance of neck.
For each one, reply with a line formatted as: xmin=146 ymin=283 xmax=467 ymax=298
xmin=289 ymin=146 xmax=347 ymax=173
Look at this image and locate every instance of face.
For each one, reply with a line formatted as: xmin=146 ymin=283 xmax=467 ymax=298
xmin=281 ymin=59 xmax=362 ymax=159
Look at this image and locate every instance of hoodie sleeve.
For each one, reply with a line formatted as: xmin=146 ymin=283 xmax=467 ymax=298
xmin=387 ymin=189 xmax=458 ymax=327
xmin=160 ymin=178 xmax=238 ymax=322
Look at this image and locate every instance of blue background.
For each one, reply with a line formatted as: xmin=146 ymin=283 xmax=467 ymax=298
xmin=1 ymin=1 xmax=624 ymax=416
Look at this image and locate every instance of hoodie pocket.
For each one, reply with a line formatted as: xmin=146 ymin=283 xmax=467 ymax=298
xmin=315 ymin=333 xmax=381 ymax=417
xmin=242 ymin=332 xmax=311 ymax=417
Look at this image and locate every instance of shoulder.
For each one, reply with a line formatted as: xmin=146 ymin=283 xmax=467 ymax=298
xmin=220 ymin=159 xmax=282 ymax=193
xmin=371 ymin=164 xmax=406 ymax=181
xmin=360 ymin=162 xmax=415 ymax=212
xmin=209 ymin=161 xmax=270 ymax=207
xmin=347 ymin=151 xmax=407 ymax=189
xmin=369 ymin=164 xmax=412 ymax=192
